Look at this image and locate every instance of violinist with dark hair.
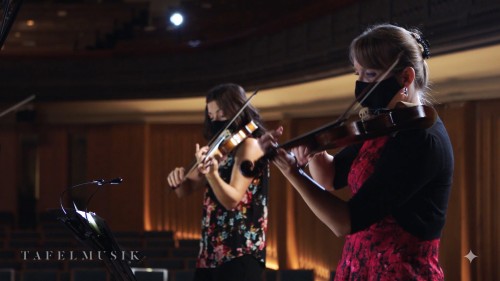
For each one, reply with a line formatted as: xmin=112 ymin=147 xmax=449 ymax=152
xmin=167 ymin=83 xmax=268 ymax=281
xmin=259 ymin=24 xmax=454 ymax=280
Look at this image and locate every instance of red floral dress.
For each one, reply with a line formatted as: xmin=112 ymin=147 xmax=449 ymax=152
xmin=335 ymin=136 xmax=444 ymax=281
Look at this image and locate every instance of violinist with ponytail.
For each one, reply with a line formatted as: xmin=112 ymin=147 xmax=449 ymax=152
xmin=260 ymin=24 xmax=454 ymax=280
xmin=167 ymin=83 xmax=268 ymax=281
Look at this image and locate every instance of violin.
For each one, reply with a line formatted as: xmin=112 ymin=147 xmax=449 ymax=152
xmin=173 ymin=120 xmax=259 ymax=189
xmin=241 ymin=102 xmax=437 ymax=178
xmin=171 ymin=90 xmax=260 ymax=189
xmin=206 ymin=120 xmax=259 ymax=158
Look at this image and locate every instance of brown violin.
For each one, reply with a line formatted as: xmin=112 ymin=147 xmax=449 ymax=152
xmin=241 ymin=102 xmax=437 ymax=178
xmin=171 ymin=90 xmax=260 ymax=189
xmin=173 ymin=120 xmax=259 ymax=189
xmin=205 ymin=120 xmax=259 ymax=158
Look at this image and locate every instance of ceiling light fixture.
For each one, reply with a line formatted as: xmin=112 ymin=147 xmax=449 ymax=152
xmin=169 ymin=12 xmax=184 ymax=27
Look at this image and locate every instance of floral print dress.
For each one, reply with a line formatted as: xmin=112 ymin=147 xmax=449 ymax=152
xmin=196 ymin=153 xmax=268 ymax=268
xmin=335 ymin=136 xmax=444 ymax=281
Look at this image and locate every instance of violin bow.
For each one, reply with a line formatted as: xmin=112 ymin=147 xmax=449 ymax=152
xmin=176 ymin=88 xmax=260 ymax=187
xmin=278 ymin=53 xmax=403 ymax=152
xmin=207 ymin=88 xmax=259 ymax=145
xmin=0 ymin=94 xmax=35 ymax=118
xmin=287 ymin=54 xmax=404 ymax=191
xmin=0 ymin=0 xmax=23 ymax=48
xmin=336 ymin=52 xmax=403 ymax=125
xmin=202 ymin=88 xmax=259 ymax=156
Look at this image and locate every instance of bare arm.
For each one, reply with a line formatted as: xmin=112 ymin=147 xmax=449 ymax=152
xmin=259 ymin=126 xmax=336 ymax=191
xmin=202 ymin=138 xmax=264 ymax=210
xmin=258 ymin=126 xmax=350 ymax=235
xmin=273 ymin=148 xmax=351 ymax=237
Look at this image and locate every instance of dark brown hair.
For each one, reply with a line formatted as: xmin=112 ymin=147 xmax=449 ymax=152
xmin=202 ymin=83 xmax=266 ymax=140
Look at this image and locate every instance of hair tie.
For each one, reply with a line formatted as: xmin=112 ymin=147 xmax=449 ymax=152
xmin=411 ymin=33 xmax=431 ymax=59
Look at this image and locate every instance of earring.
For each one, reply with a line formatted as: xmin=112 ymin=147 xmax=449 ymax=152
xmin=403 ymin=87 xmax=408 ymax=96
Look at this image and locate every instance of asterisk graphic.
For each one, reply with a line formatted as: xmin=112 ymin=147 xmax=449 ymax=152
xmin=464 ymin=250 xmax=478 ymax=263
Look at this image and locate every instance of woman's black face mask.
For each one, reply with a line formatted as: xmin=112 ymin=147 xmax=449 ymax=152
xmin=354 ymin=76 xmax=403 ymax=109
xmin=210 ymin=120 xmax=229 ymax=136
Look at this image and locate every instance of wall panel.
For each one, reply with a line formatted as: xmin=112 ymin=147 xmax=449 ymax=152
xmin=37 ymin=127 xmax=68 ymax=214
xmin=148 ymin=123 xmax=205 ymax=238
xmin=470 ymin=100 xmax=500 ymax=281
xmin=85 ymin=124 xmax=146 ymax=231
xmin=436 ymin=102 xmax=470 ymax=281
xmin=0 ymin=129 xmax=18 ymax=215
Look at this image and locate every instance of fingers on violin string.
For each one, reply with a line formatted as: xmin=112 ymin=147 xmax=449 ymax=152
xmin=200 ymin=147 xmax=209 ymax=155
xmin=200 ymin=157 xmax=211 ymax=167
xmin=197 ymin=163 xmax=208 ymax=174
xmin=202 ymin=161 xmax=213 ymax=173
xmin=291 ymin=147 xmax=301 ymax=158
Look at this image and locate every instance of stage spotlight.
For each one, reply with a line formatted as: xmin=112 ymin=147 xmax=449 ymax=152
xmin=169 ymin=12 xmax=184 ymax=27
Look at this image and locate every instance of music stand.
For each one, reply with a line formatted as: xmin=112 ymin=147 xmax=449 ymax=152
xmin=57 ymin=208 xmax=144 ymax=281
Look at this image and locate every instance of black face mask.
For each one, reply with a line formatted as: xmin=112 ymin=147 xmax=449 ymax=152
xmin=355 ymin=76 xmax=403 ymax=109
xmin=210 ymin=120 xmax=229 ymax=136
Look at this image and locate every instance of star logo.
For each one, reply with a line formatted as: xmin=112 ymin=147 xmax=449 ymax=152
xmin=464 ymin=250 xmax=478 ymax=263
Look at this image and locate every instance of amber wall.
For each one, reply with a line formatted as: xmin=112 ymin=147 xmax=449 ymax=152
xmin=0 ymin=124 xmax=147 ymax=231
xmin=0 ymin=99 xmax=498 ymax=281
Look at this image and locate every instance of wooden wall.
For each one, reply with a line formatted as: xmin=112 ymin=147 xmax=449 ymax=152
xmin=0 ymin=99 xmax=498 ymax=281
xmin=465 ymin=100 xmax=500 ymax=281
xmin=0 ymin=124 xmax=148 ymax=231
